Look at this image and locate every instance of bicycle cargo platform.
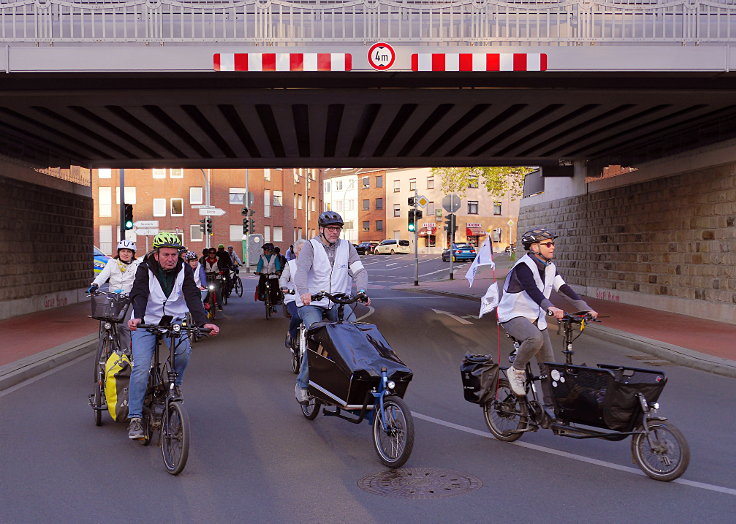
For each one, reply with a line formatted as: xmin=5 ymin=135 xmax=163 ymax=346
xmin=307 ymin=322 xmax=412 ymax=408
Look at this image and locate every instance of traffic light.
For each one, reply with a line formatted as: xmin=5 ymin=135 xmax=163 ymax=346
xmin=414 ymin=209 xmax=423 ymax=221
xmin=123 ymin=204 xmax=134 ymax=230
xmin=249 ymin=218 xmax=255 ymax=233
xmin=444 ymin=213 xmax=456 ymax=233
xmin=242 ymin=218 xmax=249 ymax=235
xmin=408 ymin=197 xmax=415 ymax=206
xmin=241 ymin=207 xmax=248 ymax=216
xmin=199 ymin=218 xmax=206 ymax=233
xmin=206 ymin=217 xmax=213 ymax=235
xmin=408 ymin=209 xmax=417 ymax=232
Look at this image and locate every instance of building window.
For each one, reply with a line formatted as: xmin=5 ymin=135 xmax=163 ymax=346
xmin=170 ymin=168 xmax=184 ymax=178
xmin=294 ymin=194 xmax=298 ymax=219
xmin=335 ymin=180 xmax=343 ymax=191
xmin=229 ymin=187 xmax=245 ymax=205
xmin=115 ymin=187 xmax=137 ymax=205
xmin=170 ymin=198 xmax=183 ymax=216
xmin=99 ymin=225 xmax=113 ymax=255
xmin=98 ymin=168 xmax=112 ymax=179
xmin=273 ymin=191 xmax=283 ymax=206
xmin=190 ymin=187 xmax=203 ymax=205
xmin=393 ymin=204 xmax=401 ymax=217
xmin=335 ymin=200 xmax=343 ymax=212
xmin=362 ymin=221 xmax=370 ymax=232
xmin=99 ymin=187 xmax=112 ymax=217
xmin=153 ymin=198 xmax=166 ymax=217
xmin=393 ymin=180 xmax=400 ymax=192
xmin=409 ymin=178 xmax=416 ymax=191
xmin=346 ymin=200 xmax=354 ymax=211
xmin=229 ymin=224 xmax=243 ymax=242
xmin=468 ymin=201 xmax=479 ymax=214
xmin=347 ymin=179 xmax=355 ymax=189
xmin=298 ymin=194 xmax=303 ymax=210
xmin=376 ymin=220 xmax=383 ymax=232
xmin=264 ymin=169 xmax=271 ymax=182
xmin=376 ymin=175 xmax=383 ymax=188
xmin=311 ymin=197 xmax=316 ymax=212
xmin=428 ymin=201 xmax=435 ymax=215
xmin=273 ymin=226 xmax=283 ymax=242
xmin=375 ymin=198 xmax=383 ymax=210
xmin=363 ymin=199 xmax=370 ymax=211
xmin=152 ymin=169 xmax=166 ymax=179
xmin=492 ymin=228 xmax=502 ymax=242
xmin=264 ymin=190 xmax=271 ymax=217
xmin=427 ymin=176 xmax=434 ymax=189
xmin=264 ymin=225 xmax=271 ymax=242
xmin=324 ymin=181 xmax=331 ymax=193
xmin=493 ymin=202 xmax=502 ymax=215
xmin=362 ymin=176 xmax=370 ymax=188
xmin=190 ymin=224 xmax=203 ymax=242
xmin=468 ymin=176 xmax=479 ymax=189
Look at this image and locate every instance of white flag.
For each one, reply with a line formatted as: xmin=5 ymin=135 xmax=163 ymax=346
xmin=479 ymin=282 xmax=500 ymax=318
xmin=465 ymin=236 xmax=495 ymax=287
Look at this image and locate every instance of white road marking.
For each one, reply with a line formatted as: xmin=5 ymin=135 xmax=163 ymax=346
xmin=356 ymin=306 xmax=375 ymax=321
xmin=432 ymin=308 xmax=474 ymax=325
xmin=413 ymin=412 xmax=736 ymax=496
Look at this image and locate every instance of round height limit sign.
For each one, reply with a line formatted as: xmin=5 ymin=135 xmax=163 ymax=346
xmin=368 ymin=42 xmax=396 ymax=70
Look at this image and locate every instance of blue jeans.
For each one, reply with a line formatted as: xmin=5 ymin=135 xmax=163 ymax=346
xmin=296 ymin=304 xmax=356 ymax=389
xmin=286 ymin=301 xmax=301 ymax=340
xmin=128 ymin=328 xmax=192 ymax=419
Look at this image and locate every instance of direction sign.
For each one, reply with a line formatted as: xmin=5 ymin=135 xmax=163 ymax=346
xmin=442 ymin=194 xmax=461 ymax=213
xmin=191 ymin=204 xmax=214 ymax=209
xmin=416 ymin=195 xmax=429 ymax=208
xmin=134 ymin=220 xmax=159 ymax=228
xmin=135 ymin=228 xmax=159 ymax=236
xmin=368 ymin=42 xmax=396 ymax=70
xmin=199 ymin=208 xmax=226 ymax=216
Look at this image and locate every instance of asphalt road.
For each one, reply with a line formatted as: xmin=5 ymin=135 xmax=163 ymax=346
xmin=1 ymin=254 xmax=735 ymax=523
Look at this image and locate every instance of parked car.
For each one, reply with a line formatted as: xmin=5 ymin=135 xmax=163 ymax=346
xmin=94 ymin=246 xmax=111 ymax=275
xmin=373 ymin=239 xmax=411 ymax=255
xmin=355 ymin=241 xmax=379 ymax=255
xmin=441 ymin=243 xmax=477 ymax=262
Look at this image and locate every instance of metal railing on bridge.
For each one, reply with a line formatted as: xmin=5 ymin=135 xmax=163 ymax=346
xmin=1 ymin=0 xmax=735 ymax=45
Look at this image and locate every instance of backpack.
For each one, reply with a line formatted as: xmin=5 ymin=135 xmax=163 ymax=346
xmin=104 ymin=352 xmax=132 ymax=422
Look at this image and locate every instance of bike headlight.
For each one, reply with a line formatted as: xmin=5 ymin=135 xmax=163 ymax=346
xmin=387 ymin=380 xmax=396 ymax=391
xmin=173 ymin=324 xmax=181 ymax=333
xmin=651 ymin=402 xmax=659 ymax=410
xmin=209 ymin=284 xmax=215 ymax=290
xmin=103 ymin=322 xmax=112 ymax=330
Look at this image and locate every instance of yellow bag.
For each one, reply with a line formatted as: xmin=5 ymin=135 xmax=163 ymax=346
xmin=104 ymin=352 xmax=131 ymax=422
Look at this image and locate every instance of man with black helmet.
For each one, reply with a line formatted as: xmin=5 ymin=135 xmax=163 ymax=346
xmin=293 ymin=211 xmax=370 ymax=404
xmin=497 ymin=228 xmax=597 ymax=401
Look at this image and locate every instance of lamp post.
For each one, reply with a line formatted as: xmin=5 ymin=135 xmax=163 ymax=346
xmin=200 ymin=168 xmax=211 ymax=249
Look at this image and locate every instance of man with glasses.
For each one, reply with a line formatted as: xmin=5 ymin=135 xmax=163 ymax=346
xmin=497 ymin=228 xmax=598 ymax=399
xmin=293 ymin=211 xmax=370 ymax=404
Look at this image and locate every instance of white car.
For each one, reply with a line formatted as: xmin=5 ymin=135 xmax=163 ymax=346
xmin=373 ymin=239 xmax=411 ymax=255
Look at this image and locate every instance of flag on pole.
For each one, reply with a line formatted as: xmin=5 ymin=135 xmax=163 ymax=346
xmin=465 ymin=236 xmax=495 ymax=287
xmin=479 ymin=282 xmax=500 ymax=318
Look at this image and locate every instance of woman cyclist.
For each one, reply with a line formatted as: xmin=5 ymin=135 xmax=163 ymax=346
xmin=184 ymin=251 xmax=208 ymax=302
xmin=86 ymin=240 xmax=140 ymax=353
xmin=279 ymin=238 xmax=306 ymax=350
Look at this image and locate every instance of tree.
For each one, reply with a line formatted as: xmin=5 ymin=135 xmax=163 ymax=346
xmin=432 ymin=166 xmax=533 ymax=199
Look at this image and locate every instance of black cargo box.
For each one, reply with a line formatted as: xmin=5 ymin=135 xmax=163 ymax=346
xmin=306 ymin=322 xmax=412 ymax=408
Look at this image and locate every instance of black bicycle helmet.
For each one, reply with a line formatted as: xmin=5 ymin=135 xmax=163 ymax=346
xmin=262 ymin=242 xmax=274 ymax=251
xmin=318 ymin=211 xmax=344 ymax=228
xmin=521 ymin=228 xmax=557 ymax=250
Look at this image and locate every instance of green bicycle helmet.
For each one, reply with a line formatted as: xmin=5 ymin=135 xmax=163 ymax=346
xmin=152 ymin=232 xmax=182 ymax=249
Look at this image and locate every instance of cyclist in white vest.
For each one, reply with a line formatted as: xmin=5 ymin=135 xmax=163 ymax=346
xmin=497 ymin=228 xmax=597 ymax=399
xmin=293 ymin=211 xmax=369 ymax=404
xmin=256 ymin=242 xmax=282 ymax=309
xmin=126 ymin=232 xmax=219 ymax=441
xmin=279 ymin=238 xmax=307 ymax=349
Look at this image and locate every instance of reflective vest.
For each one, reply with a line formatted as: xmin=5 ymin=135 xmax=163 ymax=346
xmin=283 ymin=259 xmax=298 ymax=305
xmin=143 ymin=268 xmax=188 ymax=325
xmin=297 ymin=238 xmax=350 ymax=308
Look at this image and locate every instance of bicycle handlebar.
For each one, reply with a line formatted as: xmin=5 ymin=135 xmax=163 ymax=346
xmin=138 ymin=323 xmax=213 ymax=336
xmin=281 ymin=289 xmax=368 ymax=303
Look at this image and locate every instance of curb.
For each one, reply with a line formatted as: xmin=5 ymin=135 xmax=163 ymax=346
xmin=0 ymin=334 xmax=97 ymax=392
xmin=396 ymin=285 xmax=736 ymax=379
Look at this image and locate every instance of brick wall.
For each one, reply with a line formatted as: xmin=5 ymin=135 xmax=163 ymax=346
xmin=519 ymin=163 xmax=736 ymax=322
xmin=0 ymin=174 xmax=93 ymax=315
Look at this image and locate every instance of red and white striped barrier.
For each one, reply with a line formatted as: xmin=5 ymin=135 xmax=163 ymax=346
xmin=411 ymin=53 xmax=547 ymax=72
xmin=214 ymin=53 xmax=352 ymax=72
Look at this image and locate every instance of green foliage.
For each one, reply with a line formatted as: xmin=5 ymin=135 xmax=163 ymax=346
xmin=431 ymin=166 xmax=533 ymax=199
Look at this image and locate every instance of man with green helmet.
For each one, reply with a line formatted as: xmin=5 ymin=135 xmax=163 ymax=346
xmin=126 ymin=232 xmax=220 ymax=441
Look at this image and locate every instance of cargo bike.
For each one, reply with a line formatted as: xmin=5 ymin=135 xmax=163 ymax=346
xmin=463 ymin=312 xmax=689 ymax=481
xmin=298 ymin=291 xmax=415 ymax=468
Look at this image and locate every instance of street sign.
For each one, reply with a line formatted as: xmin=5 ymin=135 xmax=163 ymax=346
xmin=199 ymin=208 xmax=226 ymax=216
xmin=368 ymin=42 xmax=396 ymax=70
xmin=442 ymin=194 xmax=461 ymax=213
xmin=416 ymin=195 xmax=429 ymax=208
xmin=135 ymin=228 xmax=159 ymax=236
xmin=507 ymin=219 xmax=515 ymax=226
xmin=134 ymin=220 xmax=159 ymax=228
xmin=192 ymin=204 xmax=214 ymax=209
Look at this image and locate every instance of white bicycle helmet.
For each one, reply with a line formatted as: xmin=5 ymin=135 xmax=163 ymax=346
xmin=117 ymin=240 xmax=137 ymax=252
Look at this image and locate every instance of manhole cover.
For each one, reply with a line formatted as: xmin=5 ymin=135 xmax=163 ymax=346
xmin=358 ymin=468 xmax=482 ymax=499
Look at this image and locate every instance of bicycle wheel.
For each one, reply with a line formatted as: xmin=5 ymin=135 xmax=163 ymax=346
xmin=265 ymin=292 xmax=272 ymax=319
xmin=301 ymin=394 xmax=322 ymax=420
xmin=631 ymin=421 xmax=690 ymax=481
xmin=161 ymin=400 xmax=190 ymax=475
xmin=93 ymin=382 xmax=104 ymax=426
xmin=208 ymin=293 xmax=217 ymax=321
xmin=482 ymin=379 xmax=528 ymax=442
xmin=372 ymin=396 xmax=415 ymax=468
xmin=234 ymin=277 xmax=243 ymax=297
xmin=93 ymin=334 xmax=110 ymax=382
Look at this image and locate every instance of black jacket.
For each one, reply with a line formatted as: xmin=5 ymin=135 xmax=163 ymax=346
xmin=130 ymin=252 xmax=209 ymax=326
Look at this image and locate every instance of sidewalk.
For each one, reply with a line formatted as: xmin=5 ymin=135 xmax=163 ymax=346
xmin=396 ymin=259 xmax=736 ymax=379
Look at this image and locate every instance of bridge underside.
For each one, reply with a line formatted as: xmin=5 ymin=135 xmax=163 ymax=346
xmin=2 ymin=71 xmax=736 ymax=171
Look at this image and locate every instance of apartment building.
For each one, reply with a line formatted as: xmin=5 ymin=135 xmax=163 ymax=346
xmin=91 ymin=168 xmax=321 ymax=257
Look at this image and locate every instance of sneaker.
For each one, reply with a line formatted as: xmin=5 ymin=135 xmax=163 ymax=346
xmin=506 ymin=366 xmax=527 ymax=396
xmin=295 ymin=383 xmax=309 ymax=405
xmin=128 ymin=418 xmax=145 ymax=440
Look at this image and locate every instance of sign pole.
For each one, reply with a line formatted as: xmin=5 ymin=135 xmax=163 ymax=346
xmin=118 ymin=169 xmax=125 ymax=243
xmin=414 ymin=186 xmax=419 ymax=286
xmin=243 ymin=168 xmax=250 ymax=273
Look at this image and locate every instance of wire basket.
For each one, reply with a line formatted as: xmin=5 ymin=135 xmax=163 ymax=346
xmin=90 ymin=292 xmax=130 ymax=323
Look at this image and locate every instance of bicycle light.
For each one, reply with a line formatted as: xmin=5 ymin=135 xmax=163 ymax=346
xmin=387 ymin=380 xmax=396 ymax=391
xmin=209 ymin=284 xmax=215 ymax=290
xmin=103 ymin=322 xmax=112 ymax=330
xmin=172 ymin=324 xmax=181 ymax=333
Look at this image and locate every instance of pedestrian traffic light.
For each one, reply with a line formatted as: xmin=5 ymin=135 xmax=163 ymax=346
xmin=199 ymin=218 xmax=206 ymax=233
xmin=123 ymin=204 xmax=134 ymax=230
xmin=408 ymin=209 xmax=417 ymax=232
xmin=444 ymin=213 xmax=456 ymax=233
xmin=242 ymin=218 xmax=249 ymax=234
xmin=206 ymin=217 xmax=213 ymax=235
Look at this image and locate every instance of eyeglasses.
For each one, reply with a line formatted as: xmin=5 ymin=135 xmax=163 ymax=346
xmin=538 ymin=241 xmax=555 ymax=248
xmin=208 ymin=251 xmax=217 ymax=254
xmin=324 ymin=226 xmax=342 ymax=232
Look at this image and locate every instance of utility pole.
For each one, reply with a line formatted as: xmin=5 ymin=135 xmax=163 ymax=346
xmin=413 ymin=186 xmax=419 ymax=287
xmin=244 ymin=168 xmax=250 ymax=273
xmin=118 ymin=169 xmax=126 ymax=243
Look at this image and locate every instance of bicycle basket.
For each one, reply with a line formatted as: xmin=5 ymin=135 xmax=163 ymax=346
xmin=90 ymin=292 xmax=130 ymax=322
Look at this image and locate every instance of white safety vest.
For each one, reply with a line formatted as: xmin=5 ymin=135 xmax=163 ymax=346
xmin=297 ymin=238 xmax=350 ymax=308
xmin=93 ymin=258 xmax=140 ymax=293
xmin=283 ymin=259 xmax=298 ymax=305
xmin=259 ymin=254 xmax=278 ymax=277
xmin=497 ymin=254 xmax=564 ymax=330
xmin=192 ymin=262 xmax=203 ymax=288
xmin=143 ymin=268 xmax=189 ymax=325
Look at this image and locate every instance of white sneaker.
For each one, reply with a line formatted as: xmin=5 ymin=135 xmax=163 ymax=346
xmin=506 ymin=366 xmax=527 ymax=396
xmin=295 ymin=383 xmax=309 ymax=405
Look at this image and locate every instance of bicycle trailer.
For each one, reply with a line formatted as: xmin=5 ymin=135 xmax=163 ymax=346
xmin=545 ymin=362 xmax=667 ymax=431
xmin=306 ymin=322 xmax=413 ymax=409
